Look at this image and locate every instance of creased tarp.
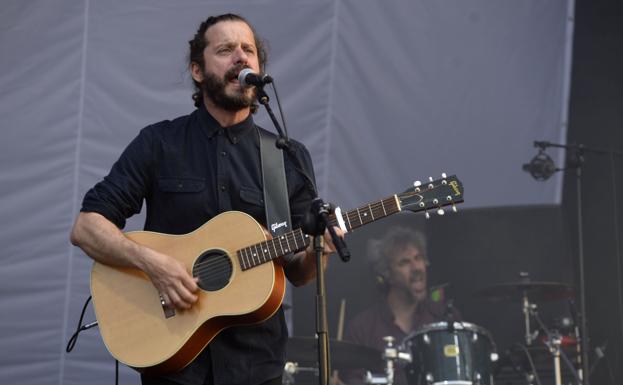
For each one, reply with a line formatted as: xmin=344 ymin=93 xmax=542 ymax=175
xmin=0 ymin=1 xmax=572 ymax=384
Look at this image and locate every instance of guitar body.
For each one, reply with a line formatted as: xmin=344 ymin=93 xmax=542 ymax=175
xmin=90 ymin=211 xmax=286 ymax=374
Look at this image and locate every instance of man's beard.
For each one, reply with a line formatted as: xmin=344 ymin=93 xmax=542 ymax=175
xmin=201 ymin=66 xmax=256 ymax=112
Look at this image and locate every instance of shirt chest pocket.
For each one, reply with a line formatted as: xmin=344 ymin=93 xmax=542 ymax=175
xmin=156 ymin=177 xmax=208 ymax=214
xmin=236 ymin=186 xmax=266 ymax=224
xmin=239 ymin=186 xmax=264 ymax=206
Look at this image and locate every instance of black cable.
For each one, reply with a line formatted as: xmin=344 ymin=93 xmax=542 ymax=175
xmin=261 ymin=81 xmax=319 ymax=199
xmin=270 ymin=82 xmax=289 ymax=143
xmin=66 ymin=295 xmax=97 ymax=353
xmin=512 ymin=343 xmax=543 ymax=385
xmin=115 ymin=359 xmax=119 ymax=385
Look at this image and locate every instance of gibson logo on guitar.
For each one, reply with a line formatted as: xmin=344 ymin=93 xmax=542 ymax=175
xmin=90 ymin=174 xmax=464 ymax=374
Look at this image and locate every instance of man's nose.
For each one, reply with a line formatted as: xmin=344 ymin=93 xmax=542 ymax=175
xmin=233 ymin=46 xmax=249 ymax=64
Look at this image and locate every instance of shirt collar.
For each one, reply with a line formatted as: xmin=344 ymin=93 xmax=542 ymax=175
xmin=197 ymin=104 xmax=255 ymax=144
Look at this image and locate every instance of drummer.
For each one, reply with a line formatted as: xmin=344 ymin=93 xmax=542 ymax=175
xmin=341 ymin=226 xmax=461 ymax=385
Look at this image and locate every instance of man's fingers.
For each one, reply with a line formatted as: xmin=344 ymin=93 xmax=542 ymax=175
xmin=177 ymin=282 xmax=199 ymax=305
xmin=168 ymin=290 xmax=192 ymax=310
xmin=182 ymin=274 xmax=199 ymax=292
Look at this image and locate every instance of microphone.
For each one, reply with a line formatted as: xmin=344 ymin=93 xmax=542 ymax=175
xmin=238 ymin=68 xmax=273 ymax=88
xmin=522 ymin=151 xmax=557 ymax=181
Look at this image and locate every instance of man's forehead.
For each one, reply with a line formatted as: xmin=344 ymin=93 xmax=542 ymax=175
xmin=391 ymin=245 xmax=423 ymax=259
xmin=205 ymin=20 xmax=255 ymax=45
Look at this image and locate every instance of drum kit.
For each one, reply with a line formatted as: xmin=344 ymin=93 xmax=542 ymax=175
xmin=284 ymin=278 xmax=582 ymax=385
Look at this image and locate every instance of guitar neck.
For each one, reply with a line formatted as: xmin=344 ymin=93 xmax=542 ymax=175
xmin=327 ymin=195 xmax=401 ymax=231
xmin=236 ymin=195 xmax=401 ymax=271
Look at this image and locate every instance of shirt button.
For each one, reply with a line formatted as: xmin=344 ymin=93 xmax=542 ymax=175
xmin=232 ymin=136 xmax=238 ymax=144
xmin=220 ymin=151 xmax=227 ymax=157
xmin=220 ymin=185 xmax=227 ymax=191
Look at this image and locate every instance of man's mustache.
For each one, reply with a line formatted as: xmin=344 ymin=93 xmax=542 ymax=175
xmin=225 ymin=64 xmax=250 ymax=80
xmin=411 ymin=269 xmax=426 ymax=281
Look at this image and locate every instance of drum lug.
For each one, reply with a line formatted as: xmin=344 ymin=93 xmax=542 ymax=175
xmin=423 ymin=333 xmax=430 ymax=344
xmin=472 ymin=332 xmax=478 ymax=342
xmin=425 ymin=373 xmax=434 ymax=384
xmin=474 ymin=371 xmax=482 ymax=385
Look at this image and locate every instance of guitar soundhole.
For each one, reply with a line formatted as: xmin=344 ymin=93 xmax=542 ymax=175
xmin=192 ymin=249 xmax=233 ymax=291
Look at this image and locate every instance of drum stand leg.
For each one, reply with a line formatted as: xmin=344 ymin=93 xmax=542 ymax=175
xmin=553 ymin=345 xmax=562 ymax=385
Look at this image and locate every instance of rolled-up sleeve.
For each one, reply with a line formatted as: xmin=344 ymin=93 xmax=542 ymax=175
xmin=81 ymin=126 xmax=155 ymax=229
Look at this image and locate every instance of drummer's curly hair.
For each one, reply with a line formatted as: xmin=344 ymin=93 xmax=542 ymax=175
xmin=367 ymin=226 xmax=428 ymax=288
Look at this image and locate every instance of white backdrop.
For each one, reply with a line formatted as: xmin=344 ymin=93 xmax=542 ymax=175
xmin=0 ymin=1 xmax=573 ymax=384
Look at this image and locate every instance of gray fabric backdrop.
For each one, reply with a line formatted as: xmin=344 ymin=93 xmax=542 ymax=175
xmin=0 ymin=1 xmax=573 ymax=384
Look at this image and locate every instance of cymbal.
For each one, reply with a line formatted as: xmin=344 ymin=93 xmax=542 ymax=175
xmin=286 ymin=336 xmax=383 ymax=370
xmin=475 ymin=281 xmax=574 ymax=302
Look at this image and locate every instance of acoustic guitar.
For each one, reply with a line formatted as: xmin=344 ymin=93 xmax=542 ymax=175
xmin=90 ymin=174 xmax=464 ymax=374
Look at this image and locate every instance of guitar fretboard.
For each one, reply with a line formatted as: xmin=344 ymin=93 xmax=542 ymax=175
xmin=237 ymin=195 xmax=401 ymax=270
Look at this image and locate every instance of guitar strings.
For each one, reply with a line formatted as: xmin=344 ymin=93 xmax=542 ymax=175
xmin=191 ymin=201 xmax=397 ymax=276
xmin=192 ymin=232 xmax=308 ymax=272
xmin=192 ymin=198 xmax=403 ymax=275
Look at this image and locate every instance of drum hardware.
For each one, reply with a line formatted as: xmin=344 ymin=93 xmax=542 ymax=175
xmin=475 ymin=276 xmax=584 ymax=384
xmin=403 ymin=321 xmax=497 ymax=385
xmin=283 ymin=362 xmax=320 ymax=385
xmin=286 ymin=336 xmax=383 ymax=370
xmin=528 ymin=304 xmax=582 ymax=385
xmin=364 ymin=335 xmax=412 ymax=385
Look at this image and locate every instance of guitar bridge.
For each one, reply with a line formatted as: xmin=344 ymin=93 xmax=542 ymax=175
xmin=160 ymin=295 xmax=176 ymax=319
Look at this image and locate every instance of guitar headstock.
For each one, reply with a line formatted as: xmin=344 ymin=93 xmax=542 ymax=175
xmin=398 ymin=174 xmax=464 ymax=218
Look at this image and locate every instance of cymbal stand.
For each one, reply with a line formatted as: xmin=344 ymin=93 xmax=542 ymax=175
xmin=529 ymin=305 xmax=582 ymax=385
xmin=522 ymin=292 xmax=538 ymax=345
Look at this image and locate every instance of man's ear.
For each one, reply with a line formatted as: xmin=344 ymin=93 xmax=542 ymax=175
xmin=190 ymin=62 xmax=204 ymax=83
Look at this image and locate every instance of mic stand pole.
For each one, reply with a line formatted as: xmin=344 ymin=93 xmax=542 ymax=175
xmin=574 ymin=161 xmax=588 ymax=385
xmin=315 ymin=231 xmax=330 ymax=385
xmin=304 ymin=199 xmax=351 ymax=385
xmin=532 ymin=141 xmax=621 ymax=385
xmin=256 ymin=86 xmax=290 ymax=150
xmin=256 ymin=84 xmax=351 ymax=385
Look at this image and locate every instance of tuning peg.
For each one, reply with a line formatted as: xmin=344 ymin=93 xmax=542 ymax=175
xmin=428 ymin=176 xmax=434 ymax=182
xmin=452 ymin=204 xmax=458 ymax=213
xmin=413 ymin=180 xmax=422 ymax=187
xmin=442 ymin=172 xmax=447 ymax=178
xmin=425 ymin=211 xmax=430 ymax=219
xmin=437 ymin=208 xmax=445 ymax=216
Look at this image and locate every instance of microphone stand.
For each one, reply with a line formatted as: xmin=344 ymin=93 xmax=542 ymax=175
xmin=255 ymin=84 xmax=351 ymax=385
xmin=531 ymin=141 xmax=623 ymax=385
xmin=303 ymin=198 xmax=351 ymax=385
xmin=256 ymin=86 xmax=290 ymax=150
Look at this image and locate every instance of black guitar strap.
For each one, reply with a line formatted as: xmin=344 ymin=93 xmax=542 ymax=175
xmin=258 ymin=128 xmax=291 ymax=238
